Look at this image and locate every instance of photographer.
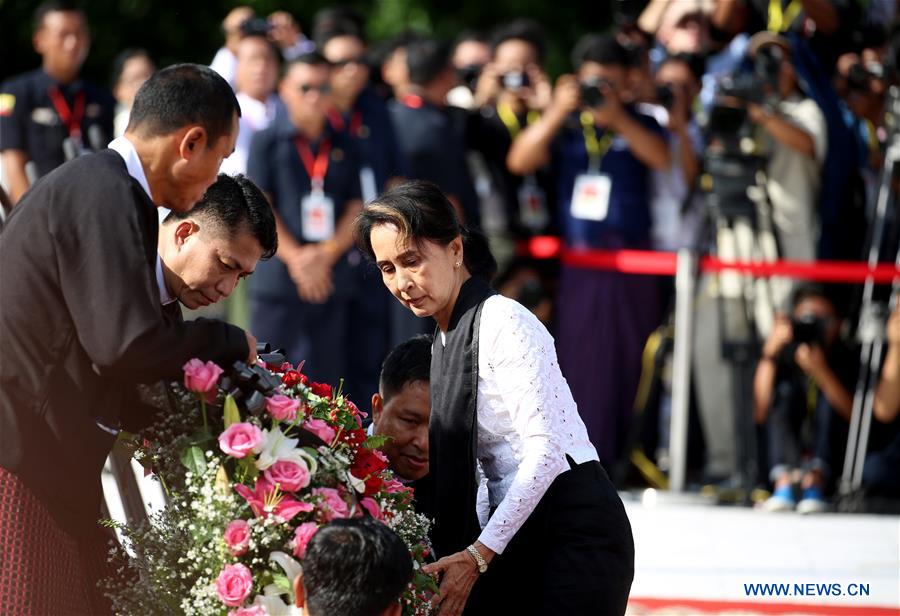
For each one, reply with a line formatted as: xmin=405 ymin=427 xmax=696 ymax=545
xmin=648 ymin=54 xmax=704 ymax=252
xmin=507 ymin=34 xmax=669 ymax=467
xmin=753 ymin=285 xmax=856 ymax=513
xmin=744 ymin=34 xmax=827 ymax=267
xmin=467 ymin=19 xmax=556 ymax=247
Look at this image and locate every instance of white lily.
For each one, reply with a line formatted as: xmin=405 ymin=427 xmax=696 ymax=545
xmin=256 ymin=427 xmax=300 ymax=471
xmin=348 ymin=472 xmax=366 ymax=493
xmin=269 ymin=550 xmax=303 ymax=586
xmin=252 ymin=593 xmax=303 ymax=616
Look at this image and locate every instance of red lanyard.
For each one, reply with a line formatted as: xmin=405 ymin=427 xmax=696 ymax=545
xmin=327 ymin=109 xmax=363 ymax=137
xmin=47 ymin=86 xmax=85 ymax=140
xmin=294 ymin=137 xmax=332 ymax=191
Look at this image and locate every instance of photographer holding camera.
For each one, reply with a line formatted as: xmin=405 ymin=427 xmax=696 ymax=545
xmin=744 ymin=34 xmax=828 ymax=268
xmin=753 ymin=285 xmax=857 ymax=513
xmin=465 ymin=19 xmax=556 ymax=244
xmin=507 ymin=34 xmax=669 ymax=467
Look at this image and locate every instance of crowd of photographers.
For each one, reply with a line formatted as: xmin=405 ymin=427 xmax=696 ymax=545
xmin=2 ymin=0 xmax=899 ymax=511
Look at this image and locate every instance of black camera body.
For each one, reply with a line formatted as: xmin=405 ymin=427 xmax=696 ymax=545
xmin=655 ymin=84 xmax=675 ymax=110
xmin=458 ymin=64 xmax=482 ymax=91
xmin=579 ymin=77 xmax=609 ymax=108
xmin=240 ymin=17 xmax=271 ymax=37
xmin=791 ymin=314 xmax=828 ymax=346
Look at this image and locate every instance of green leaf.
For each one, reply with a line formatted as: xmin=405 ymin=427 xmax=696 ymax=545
xmin=223 ymin=394 xmax=241 ymax=428
xmin=236 ymin=457 xmax=259 ymax=483
xmin=272 ymin=573 xmax=291 ymax=593
xmin=180 ymin=445 xmax=206 ymax=476
xmin=363 ymin=434 xmax=391 ymax=450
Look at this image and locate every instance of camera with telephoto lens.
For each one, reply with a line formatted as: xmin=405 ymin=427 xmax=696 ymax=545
xmin=579 ymin=77 xmax=610 ymax=108
xmin=791 ymin=314 xmax=828 ymax=346
xmin=500 ymin=70 xmax=530 ymax=91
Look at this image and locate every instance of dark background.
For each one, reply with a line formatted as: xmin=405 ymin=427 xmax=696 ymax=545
xmin=0 ymin=0 xmax=649 ymax=87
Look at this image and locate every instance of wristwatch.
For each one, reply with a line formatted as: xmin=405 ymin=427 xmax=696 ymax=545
xmin=466 ymin=545 xmax=488 ymax=574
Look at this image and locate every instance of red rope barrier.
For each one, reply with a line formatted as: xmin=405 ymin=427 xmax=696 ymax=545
xmin=519 ymin=237 xmax=900 ymax=284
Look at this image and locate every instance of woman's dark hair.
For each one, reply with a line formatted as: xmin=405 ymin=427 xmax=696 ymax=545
xmin=355 ymin=180 xmax=497 ymax=281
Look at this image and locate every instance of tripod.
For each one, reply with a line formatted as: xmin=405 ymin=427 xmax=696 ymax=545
xmin=700 ymin=151 xmax=779 ymax=501
xmin=840 ymin=129 xmax=900 ymax=496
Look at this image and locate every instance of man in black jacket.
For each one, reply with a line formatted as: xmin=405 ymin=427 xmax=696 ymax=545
xmin=0 ymin=63 xmax=254 ymax=614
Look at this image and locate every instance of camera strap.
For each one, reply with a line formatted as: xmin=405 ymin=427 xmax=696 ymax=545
xmin=767 ymin=0 xmax=802 ymax=33
xmin=496 ymin=102 xmax=540 ymax=139
xmin=580 ymin=110 xmax=614 ymax=173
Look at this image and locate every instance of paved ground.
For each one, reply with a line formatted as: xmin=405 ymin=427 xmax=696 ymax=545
xmin=623 ymin=492 xmax=900 ymax=615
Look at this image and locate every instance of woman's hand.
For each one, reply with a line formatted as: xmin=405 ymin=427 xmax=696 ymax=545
xmin=421 ymin=544 xmax=491 ymax=616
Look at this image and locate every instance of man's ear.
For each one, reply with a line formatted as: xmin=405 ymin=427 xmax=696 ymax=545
xmin=173 ymin=220 xmax=198 ymax=248
xmin=293 ymin=572 xmax=305 ymax=608
xmin=371 ymin=393 xmax=383 ymax=429
xmin=178 ymin=126 xmax=207 ymax=159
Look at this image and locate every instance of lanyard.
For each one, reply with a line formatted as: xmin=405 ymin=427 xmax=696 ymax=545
xmin=580 ymin=110 xmax=615 ymax=172
xmin=327 ymin=108 xmax=364 ymax=138
xmin=294 ymin=137 xmax=332 ymax=191
xmin=767 ymin=0 xmax=802 ymax=33
xmin=496 ymin=102 xmax=540 ymax=139
xmin=47 ymin=86 xmax=85 ymax=140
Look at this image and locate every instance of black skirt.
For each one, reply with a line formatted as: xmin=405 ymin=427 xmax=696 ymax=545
xmin=464 ymin=458 xmax=635 ymax=616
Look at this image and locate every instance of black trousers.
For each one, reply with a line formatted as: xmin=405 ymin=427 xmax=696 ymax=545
xmin=464 ymin=458 xmax=635 ymax=616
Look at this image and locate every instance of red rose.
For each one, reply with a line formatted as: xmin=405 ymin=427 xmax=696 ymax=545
xmin=282 ymin=371 xmax=309 ymax=388
xmin=345 ymin=428 xmax=366 ymax=448
xmin=310 ymin=382 xmax=332 ymax=399
xmin=351 ymin=448 xmax=389 ymax=479
xmin=363 ymin=474 xmax=383 ymax=496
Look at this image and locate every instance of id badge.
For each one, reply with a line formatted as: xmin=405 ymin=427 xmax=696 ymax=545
xmin=518 ymin=177 xmax=549 ymax=231
xmin=301 ymin=191 xmax=335 ymax=242
xmin=570 ymin=173 xmax=612 ymax=222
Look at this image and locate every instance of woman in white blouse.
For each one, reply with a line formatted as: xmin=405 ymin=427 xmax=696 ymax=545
xmin=355 ymin=180 xmax=634 ymax=616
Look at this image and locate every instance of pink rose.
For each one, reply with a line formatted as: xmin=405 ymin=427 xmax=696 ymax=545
xmin=292 ymin=522 xmax=319 ymax=558
xmin=216 ymin=563 xmax=253 ymax=607
xmin=265 ymin=394 xmax=302 ymax=423
xmin=382 ymin=478 xmax=407 ymax=494
xmin=360 ymin=497 xmax=383 ymax=520
xmin=229 ymin=606 xmax=266 ymax=616
xmin=218 ymin=423 xmax=264 ymax=459
xmin=313 ymin=487 xmax=349 ymax=521
xmin=302 ymin=418 xmax=336 ymax=445
xmin=183 ymin=359 xmax=224 ymax=393
xmin=263 ymin=459 xmax=310 ymax=492
xmin=223 ymin=520 xmax=251 ymax=557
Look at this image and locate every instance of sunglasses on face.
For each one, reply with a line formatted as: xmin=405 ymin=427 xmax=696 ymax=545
xmin=332 ymin=57 xmax=365 ymax=68
xmin=298 ymin=83 xmax=332 ymax=95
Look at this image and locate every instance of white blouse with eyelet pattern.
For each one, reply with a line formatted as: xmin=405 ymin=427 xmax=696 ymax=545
xmin=440 ymin=294 xmax=599 ymax=554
